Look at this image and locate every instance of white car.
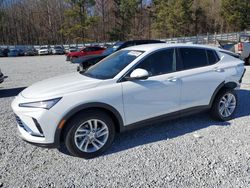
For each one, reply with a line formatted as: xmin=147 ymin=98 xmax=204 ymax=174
xmin=65 ymin=46 xmax=77 ymax=54
xmin=12 ymin=44 xmax=246 ymax=158
xmin=38 ymin=47 xmax=51 ymax=55
xmin=0 ymin=68 xmax=4 ymax=83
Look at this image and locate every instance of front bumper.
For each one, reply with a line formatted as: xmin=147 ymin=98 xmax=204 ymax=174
xmin=66 ymin=56 xmax=70 ymax=61
xmin=11 ymin=94 xmax=61 ymax=147
xmin=39 ymin=51 xmax=49 ymax=55
xmin=0 ymin=73 xmax=4 ymax=83
xmin=53 ymin=51 xmax=64 ymax=54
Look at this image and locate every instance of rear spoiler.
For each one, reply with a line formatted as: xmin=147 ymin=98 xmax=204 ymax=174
xmin=219 ymin=50 xmax=241 ymax=59
xmin=217 ymin=40 xmax=237 ymax=46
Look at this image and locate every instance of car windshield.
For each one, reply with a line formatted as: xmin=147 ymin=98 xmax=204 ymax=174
xmin=83 ymin=50 xmax=144 ymax=80
xmin=102 ymin=42 xmax=124 ymax=55
xmin=40 ymin=47 xmax=47 ymax=49
xmin=54 ymin=46 xmax=62 ymax=49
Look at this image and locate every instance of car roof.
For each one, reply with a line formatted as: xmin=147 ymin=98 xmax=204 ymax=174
xmin=125 ymin=43 xmax=219 ymax=52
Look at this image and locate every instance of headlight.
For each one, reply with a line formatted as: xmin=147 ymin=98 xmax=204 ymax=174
xmin=19 ymin=98 xmax=62 ymax=109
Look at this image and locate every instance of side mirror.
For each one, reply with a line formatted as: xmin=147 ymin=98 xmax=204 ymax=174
xmin=127 ymin=68 xmax=149 ymax=81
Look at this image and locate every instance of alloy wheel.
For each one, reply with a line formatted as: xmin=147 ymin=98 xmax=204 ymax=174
xmin=74 ymin=119 xmax=109 ymax=153
xmin=219 ymin=93 xmax=236 ymax=118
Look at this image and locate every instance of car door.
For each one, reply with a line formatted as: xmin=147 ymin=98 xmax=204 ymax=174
xmin=177 ymin=47 xmax=225 ymax=110
xmin=121 ymin=48 xmax=181 ymax=125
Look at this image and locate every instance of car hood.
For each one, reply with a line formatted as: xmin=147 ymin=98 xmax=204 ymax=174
xmin=21 ymin=73 xmax=102 ymax=99
xmin=39 ymin=49 xmax=48 ymax=52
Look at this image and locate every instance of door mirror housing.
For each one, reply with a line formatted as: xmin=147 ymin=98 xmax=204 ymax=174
xmin=127 ymin=68 xmax=149 ymax=81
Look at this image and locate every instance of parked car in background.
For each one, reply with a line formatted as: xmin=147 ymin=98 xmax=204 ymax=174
xmin=12 ymin=44 xmax=245 ymax=158
xmin=8 ymin=49 xmax=18 ymax=57
xmin=0 ymin=49 xmax=5 ymax=57
xmin=75 ymin=40 xmax=165 ymax=71
xmin=66 ymin=46 xmax=105 ymax=61
xmin=52 ymin=46 xmax=64 ymax=55
xmin=24 ymin=47 xmax=37 ymax=56
xmin=0 ymin=68 xmax=4 ymax=83
xmin=38 ymin=46 xmax=51 ymax=55
xmin=219 ymin=34 xmax=250 ymax=65
xmin=0 ymin=48 xmax=9 ymax=57
xmin=65 ymin=46 xmax=78 ymax=54
xmin=8 ymin=48 xmax=24 ymax=57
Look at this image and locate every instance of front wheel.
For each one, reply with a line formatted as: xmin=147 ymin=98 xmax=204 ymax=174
xmin=64 ymin=110 xmax=115 ymax=159
xmin=210 ymin=89 xmax=238 ymax=121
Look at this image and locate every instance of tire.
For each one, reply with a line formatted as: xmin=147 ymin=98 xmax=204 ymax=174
xmin=210 ymin=89 xmax=238 ymax=121
xmin=64 ymin=110 xmax=115 ymax=159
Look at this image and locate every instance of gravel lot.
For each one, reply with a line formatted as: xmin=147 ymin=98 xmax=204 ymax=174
xmin=0 ymin=55 xmax=250 ymax=187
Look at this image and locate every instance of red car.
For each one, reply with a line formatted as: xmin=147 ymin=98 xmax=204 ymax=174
xmin=66 ymin=46 xmax=105 ymax=61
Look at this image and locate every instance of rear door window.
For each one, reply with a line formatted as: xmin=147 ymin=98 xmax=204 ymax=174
xmin=179 ymin=48 xmax=208 ymax=69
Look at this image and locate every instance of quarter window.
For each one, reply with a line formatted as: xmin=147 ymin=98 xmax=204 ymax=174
xmin=179 ymin=48 xmax=208 ymax=69
xmin=135 ymin=49 xmax=176 ymax=77
xmin=207 ymin=50 xmax=219 ymax=65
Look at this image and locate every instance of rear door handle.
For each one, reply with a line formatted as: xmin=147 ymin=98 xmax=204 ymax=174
xmin=166 ymin=77 xmax=178 ymax=82
xmin=214 ymin=67 xmax=225 ymax=72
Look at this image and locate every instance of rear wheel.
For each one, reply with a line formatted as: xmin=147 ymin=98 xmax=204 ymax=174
xmin=210 ymin=89 xmax=237 ymax=121
xmin=64 ymin=110 xmax=115 ymax=159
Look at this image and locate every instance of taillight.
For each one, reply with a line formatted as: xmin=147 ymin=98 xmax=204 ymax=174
xmin=238 ymin=43 xmax=243 ymax=51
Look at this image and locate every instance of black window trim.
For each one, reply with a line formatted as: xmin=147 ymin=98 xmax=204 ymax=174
xmin=118 ymin=47 xmax=179 ymax=83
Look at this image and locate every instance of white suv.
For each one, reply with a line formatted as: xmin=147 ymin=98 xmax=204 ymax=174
xmin=12 ymin=44 xmax=246 ymax=158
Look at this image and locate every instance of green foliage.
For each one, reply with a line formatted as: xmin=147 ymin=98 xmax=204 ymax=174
xmin=154 ymin=0 xmax=193 ymax=37
xmin=107 ymin=28 xmax=124 ymax=41
xmin=221 ymin=0 xmax=250 ymax=31
xmin=108 ymin=0 xmax=140 ymax=40
xmin=61 ymin=0 xmax=97 ymax=42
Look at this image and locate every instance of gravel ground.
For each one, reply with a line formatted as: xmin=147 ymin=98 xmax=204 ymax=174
xmin=0 ymin=55 xmax=250 ymax=188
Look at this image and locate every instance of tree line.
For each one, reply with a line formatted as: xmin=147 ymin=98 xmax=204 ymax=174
xmin=0 ymin=0 xmax=249 ymax=45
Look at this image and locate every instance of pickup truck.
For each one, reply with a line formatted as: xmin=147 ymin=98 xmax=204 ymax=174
xmin=218 ymin=34 xmax=250 ymax=65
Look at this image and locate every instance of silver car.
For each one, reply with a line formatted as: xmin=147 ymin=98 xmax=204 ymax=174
xmin=52 ymin=46 xmax=64 ymax=55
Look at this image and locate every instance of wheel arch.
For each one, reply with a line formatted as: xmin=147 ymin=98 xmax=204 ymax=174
xmin=54 ymin=102 xmax=124 ymax=146
xmin=209 ymin=81 xmax=238 ymax=108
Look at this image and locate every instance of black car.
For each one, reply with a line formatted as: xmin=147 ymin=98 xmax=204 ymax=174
xmin=74 ymin=40 xmax=165 ymax=72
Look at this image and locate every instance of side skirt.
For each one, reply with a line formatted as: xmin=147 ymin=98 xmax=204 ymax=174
xmin=119 ymin=105 xmax=210 ymax=132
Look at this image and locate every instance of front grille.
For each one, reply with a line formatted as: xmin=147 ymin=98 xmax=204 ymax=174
xmin=14 ymin=114 xmax=45 ymax=137
xmin=14 ymin=114 xmax=31 ymax=133
xmin=14 ymin=114 xmax=24 ymax=128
